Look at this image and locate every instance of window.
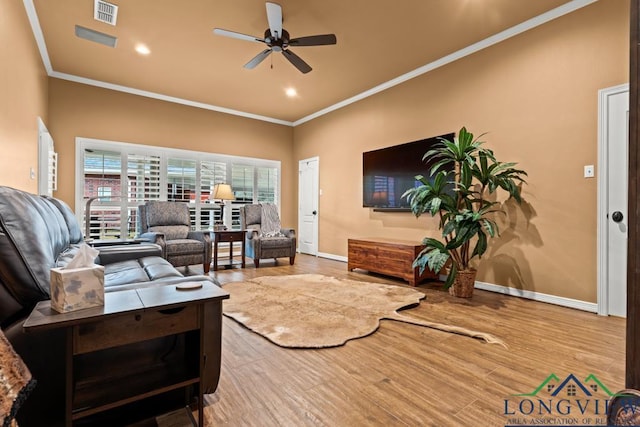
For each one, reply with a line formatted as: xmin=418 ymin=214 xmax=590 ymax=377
xmin=167 ymin=158 xmax=197 ymax=202
xmin=199 ymin=160 xmax=227 ymax=229
xmin=231 ymin=165 xmax=254 ymax=204
xmin=76 ymin=138 xmax=281 ymax=239
xmin=257 ymin=166 xmax=278 ymax=203
xmin=126 ymin=153 xmax=161 ymax=237
xmin=228 ymin=164 xmax=278 ymax=229
xmin=82 ymin=149 xmax=123 ymax=240
xmin=97 ymin=186 xmax=111 ymax=202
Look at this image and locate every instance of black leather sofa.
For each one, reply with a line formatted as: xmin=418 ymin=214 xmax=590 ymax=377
xmin=0 ymin=186 xmax=222 ymax=425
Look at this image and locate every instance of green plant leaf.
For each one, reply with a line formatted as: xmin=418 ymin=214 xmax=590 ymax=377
xmin=442 ymin=219 xmax=456 ymax=237
xmin=427 ymin=249 xmax=449 ymax=273
xmin=472 ymin=230 xmax=487 ymax=258
xmin=443 ymin=263 xmax=458 ymax=289
xmin=421 ymin=237 xmax=446 ymax=250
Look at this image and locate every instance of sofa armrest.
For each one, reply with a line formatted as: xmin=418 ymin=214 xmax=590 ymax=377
xmin=246 ymin=229 xmax=259 ymax=240
xmin=96 ymin=243 xmax=162 ymax=265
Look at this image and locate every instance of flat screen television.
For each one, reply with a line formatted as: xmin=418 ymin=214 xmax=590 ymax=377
xmin=362 ymin=132 xmax=454 ymax=210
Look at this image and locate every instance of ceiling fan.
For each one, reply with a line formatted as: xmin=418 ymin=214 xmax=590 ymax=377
xmin=213 ymin=2 xmax=337 ymax=74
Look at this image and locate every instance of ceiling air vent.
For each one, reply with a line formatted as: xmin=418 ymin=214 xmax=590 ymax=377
xmin=94 ymin=0 xmax=118 ymax=26
xmin=75 ymin=25 xmax=117 ymax=48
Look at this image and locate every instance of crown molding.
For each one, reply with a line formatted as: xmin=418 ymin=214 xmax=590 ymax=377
xmin=49 ymin=71 xmax=294 ymax=126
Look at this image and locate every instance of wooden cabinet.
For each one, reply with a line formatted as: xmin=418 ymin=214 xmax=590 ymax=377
xmin=348 ymin=238 xmax=437 ymax=286
xmin=23 ymin=282 xmax=229 ymax=426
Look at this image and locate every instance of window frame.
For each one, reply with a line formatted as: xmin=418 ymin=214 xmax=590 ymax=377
xmin=75 ymin=137 xmax=281 ymax=236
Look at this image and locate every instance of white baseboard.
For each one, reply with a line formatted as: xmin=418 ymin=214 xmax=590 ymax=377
xmin=314 ymin=252 xmax=597 ymax=313
xmin=317 ymin=252 xmax=348 ymax=263
xmin=473 ymin=281 xmax=598 ymax=313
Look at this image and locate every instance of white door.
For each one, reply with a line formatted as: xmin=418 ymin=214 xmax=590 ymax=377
xmin=298 ymin=157 xmax=319 ymax=255
xmin=598 ymin=85 xmax=629 ymax=317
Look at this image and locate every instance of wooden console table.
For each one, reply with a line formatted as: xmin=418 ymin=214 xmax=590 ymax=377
xmin=23 ymin=282 xmax=229 ymax=426
xmin=348 ymin=238 xmax=437 ymax=286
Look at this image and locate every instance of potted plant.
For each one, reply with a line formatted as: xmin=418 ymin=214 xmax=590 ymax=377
xmin=403 ymin=127 xmax=527 ymax=297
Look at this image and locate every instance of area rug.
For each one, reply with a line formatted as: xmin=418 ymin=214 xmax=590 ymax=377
xmin=222 ymin=274 xmax=505 ymax=348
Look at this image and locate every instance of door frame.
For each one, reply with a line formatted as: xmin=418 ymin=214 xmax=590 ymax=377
xmin=597 ymin=83 xmax=629 ymax=315
xmin=298 ymin=156 xmax=319 ymax=256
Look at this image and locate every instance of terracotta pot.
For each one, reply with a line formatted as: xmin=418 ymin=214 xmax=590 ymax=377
xmin=449 ymin=269 xmax=477 ymax=298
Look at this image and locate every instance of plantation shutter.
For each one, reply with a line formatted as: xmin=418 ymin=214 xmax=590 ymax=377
xmin=199 ymin=160 xmax=227 ymax=230
xmin=256 ymin=166 xmax=277 ymax=203
xmin=82 ymin=149 xmax=123 ymax=240
xmin=127 ymin=153 xmax=161 ymax=235
xmin=231 ymin=165 xmax=254 ymax=204
xmin=230 ymin=164 xmax=254 ymax=230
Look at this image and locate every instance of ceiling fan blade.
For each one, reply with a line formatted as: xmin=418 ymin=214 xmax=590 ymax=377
xmin=244 ymin=49 xmax=272 ymax=69
xmin=282 ymin=49 xmax=312 ymax=74
xmin=213 ymin=28 xmax=264 ymax=43
xmin=289 ymin=34 xmax=337 ymax=47
xmin=265 ymin=2 xmax=283 ymax=40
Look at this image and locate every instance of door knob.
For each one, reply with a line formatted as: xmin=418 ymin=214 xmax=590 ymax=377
xmin=612 ymin=211 xmax=624 ymax=223
xmin=312 ymin=210 xmax=317 ymax=215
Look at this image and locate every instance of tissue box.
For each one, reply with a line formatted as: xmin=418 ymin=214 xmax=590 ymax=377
xmin=50 ymin=264 xmax=105 ymax=313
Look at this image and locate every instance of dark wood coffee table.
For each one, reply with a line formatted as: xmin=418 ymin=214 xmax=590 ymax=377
xmin=23 ymin=282 xmax=229 ymax=426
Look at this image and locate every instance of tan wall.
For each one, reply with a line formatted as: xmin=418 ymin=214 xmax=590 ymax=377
xmin=293 ymin=0 xmax=629 ymax=302
xmin=47 ymin=79 xmax=295 ymax=227
xmin=0 ymin=0 xmax=49 ymax=192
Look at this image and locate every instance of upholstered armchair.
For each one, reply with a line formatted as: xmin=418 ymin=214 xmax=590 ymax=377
xmin=239 ymin=203 xmax=296 ymax=268
xmin=138 ymin=201 xmax=212 ymax=273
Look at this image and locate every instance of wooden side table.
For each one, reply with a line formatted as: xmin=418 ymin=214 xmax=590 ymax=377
xmin=23 ymin=282 xmax=229 ymax=426
xmin=212 ymin=229 xmax=246 ymax=271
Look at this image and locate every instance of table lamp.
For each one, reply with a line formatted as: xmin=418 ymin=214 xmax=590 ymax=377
xmin=211 ymin=183 xmax=235 ymax=229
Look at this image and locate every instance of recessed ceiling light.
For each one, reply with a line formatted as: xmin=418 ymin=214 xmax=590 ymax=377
xmin=135 ymin=44 xmax=151 ymax=55
xmin=285 ymin=88 xmax=297 ymax=97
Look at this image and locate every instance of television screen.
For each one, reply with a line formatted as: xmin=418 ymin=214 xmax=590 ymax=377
xmin=362 ymin=133 xmax=454 ymax=209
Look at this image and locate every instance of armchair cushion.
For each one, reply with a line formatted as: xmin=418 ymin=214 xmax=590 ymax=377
xmin=145 ymin=201 xmax=191 ymax=226
xmin=145 ymin=201 xmax=190 ymax=240
xmin=166 ymin=239 xmax=204 ymax=256
xmin=243 ymin=205 xmax=262 ymax=227
xmin=260 ymin=236 xmax=293 ymax=249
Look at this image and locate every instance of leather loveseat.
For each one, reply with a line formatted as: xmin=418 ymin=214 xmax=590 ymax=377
xmin=0 ymin=186 xmax=222 ymax=426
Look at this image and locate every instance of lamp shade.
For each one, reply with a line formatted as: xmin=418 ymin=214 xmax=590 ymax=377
xmin=211 ymin=183 xmax=235 ymax=201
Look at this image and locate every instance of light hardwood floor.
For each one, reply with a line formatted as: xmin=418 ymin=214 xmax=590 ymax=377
xmin=201 ymin=254 xmax=625 ymax=426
